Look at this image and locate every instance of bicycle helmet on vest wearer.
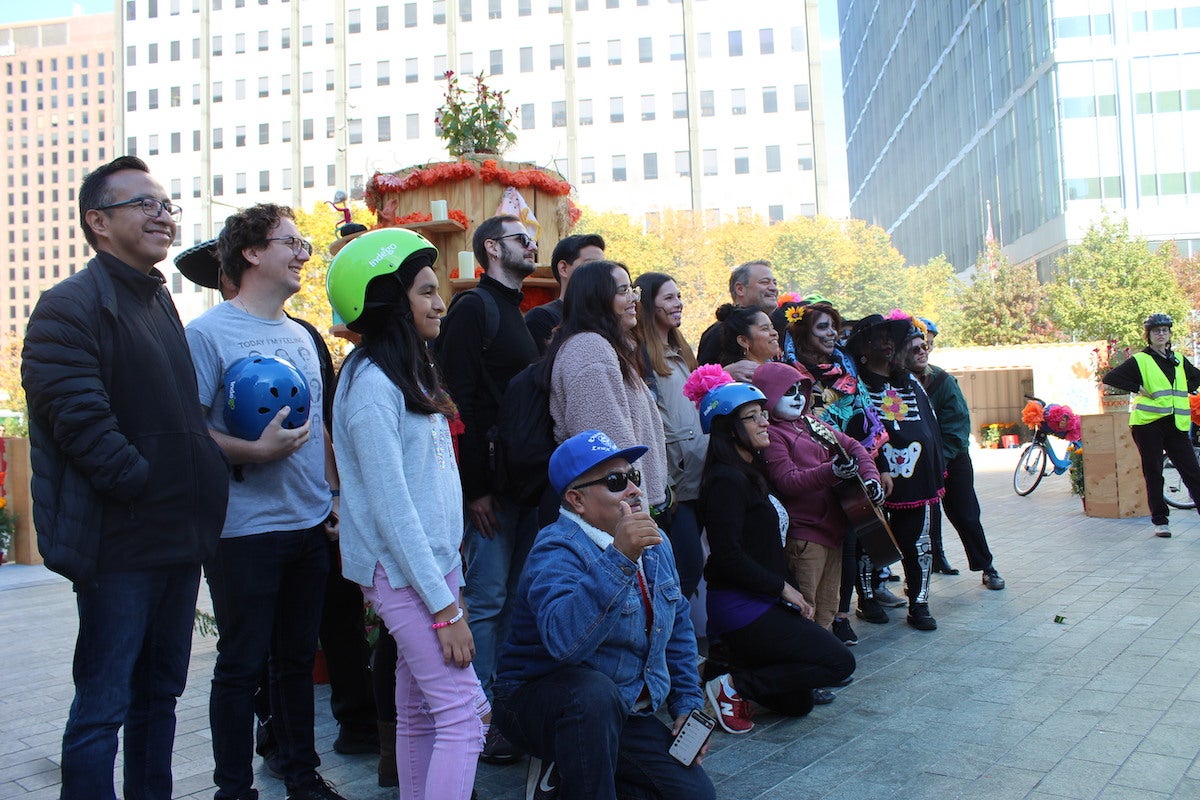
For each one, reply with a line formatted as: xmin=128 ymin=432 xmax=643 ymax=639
xmin=697 ymin=382 xmax=767 ymax=434
xmin=222 ymin=356 xmax=311 ymax=440
xmin=326 ymin=228 xmax=438 ymax=333
xmin=1144 ymin=313 xmax=1173 ymax=329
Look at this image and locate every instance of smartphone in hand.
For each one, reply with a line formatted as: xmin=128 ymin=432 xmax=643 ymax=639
xmin=669 ymin=708 xmax=715 ymax=766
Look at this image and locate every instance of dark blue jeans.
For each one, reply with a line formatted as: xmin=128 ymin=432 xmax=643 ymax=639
xmin=205 ymin=526 xmax=329 ymax=798
xmin=494 ymin=667 xmax=715 ymax=800
xmin=61 ymin=563 xmax=201 ymax=800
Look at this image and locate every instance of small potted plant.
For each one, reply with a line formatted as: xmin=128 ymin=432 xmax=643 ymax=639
xmin=1094 ymin=339 xmax=1133 ymax=412
xmin=435 ymin=71 xmax=518 ymax=157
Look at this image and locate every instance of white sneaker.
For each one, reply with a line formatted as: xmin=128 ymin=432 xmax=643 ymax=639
xmin=1154 ymin=524 xmax=1172 ymax=538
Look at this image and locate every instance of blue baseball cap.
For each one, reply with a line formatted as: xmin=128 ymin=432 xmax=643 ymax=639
xmin=549 ymin=430 xmax=648 ymax=496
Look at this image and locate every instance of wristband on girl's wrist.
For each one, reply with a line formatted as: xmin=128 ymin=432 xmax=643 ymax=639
xmin=431 ymin=607 xmax=464 ymax=630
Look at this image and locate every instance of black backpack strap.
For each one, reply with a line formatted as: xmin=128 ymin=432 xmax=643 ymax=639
xmin=447 ymin=287 xmax=501 ymax=352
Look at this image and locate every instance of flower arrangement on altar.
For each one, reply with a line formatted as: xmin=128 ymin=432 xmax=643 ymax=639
xmin=1093 ymin=339 xmax=1132 ymax=395
xmin=435 ymin=71 xmax=518 ymax=157
xmin=1067 ymin=442 xmax=1085 ymax=496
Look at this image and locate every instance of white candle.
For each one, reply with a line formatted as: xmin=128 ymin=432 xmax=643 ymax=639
xmin=430 ymin=200 xmax=448 ymax=220
xmin=458 ymin=251 xmax=474 ymax=277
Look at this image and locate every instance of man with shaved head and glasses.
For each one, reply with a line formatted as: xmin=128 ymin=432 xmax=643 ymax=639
xmin=23 ymin=155 xmax=230 ymax=799
xmin=491 ymin=430 xmax=715 ymax=800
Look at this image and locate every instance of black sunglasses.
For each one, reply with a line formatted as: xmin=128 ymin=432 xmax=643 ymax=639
xmin=570 ymin=468 xmax=642 ymax=493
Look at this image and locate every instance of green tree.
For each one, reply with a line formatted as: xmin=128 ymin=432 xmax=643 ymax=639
xmin=1048 ymin=215 xmax=1189 ymax=348
xmin=953 ymin=240 xmax=1055 ymax=346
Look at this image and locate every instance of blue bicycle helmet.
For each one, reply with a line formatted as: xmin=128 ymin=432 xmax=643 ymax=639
xmin=222 ymin=356 xmax=311 ymax=440
xmin=698 ymin=382 xmax=767 ymax=434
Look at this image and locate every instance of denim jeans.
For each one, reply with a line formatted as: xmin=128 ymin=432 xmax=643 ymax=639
xmin=462 ymin=502 xmax=538 ymax=699
xmin=363 ymin=564 xmax=488 ymax=800
xmin=61 ymin=563 xmax=201 ymax=800
xmin=205 ymin=526 xmax=329 ymax=798
xmin=493 ymin=667 xmax=715 ymax=800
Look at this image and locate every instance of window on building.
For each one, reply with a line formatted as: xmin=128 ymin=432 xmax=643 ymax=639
xmin=171 ymin=131 xmax=181 ymax=152
xmin=734 ymin=148 xmax=749 ymax=174
xmin=578 ymin=42 xmax=591 ymax=68
xmin=608 ymin=39 xmax=622 ymax=65
xmin=378 ymin=116 xmax=391 ymax=141
xmin=126 ymin=90 xmax=136 ymax=111
xmin=763 ymin=86 xmax=777 ymax=113
xmin=434 ymin=55 xmax=448 ymax=77
xmin=213 ymin=174 xmax=224 ymax=195
xmin=490 ymin=0 xmax=502 ymax=18
xmin=675 ymin=150 xmax=689 ymax=176
xmin=703 ymin=149 xmax=717 ymax=175
xmin=669 ymin=34 xmax=684 ymax=60
xmin=765 ymin=145 xmax=781 ymax=172
xmin=259 ymin=123 xmax=269 ymax=144
xmin=235 ymin=173 xmax=246 ymax=195
xmin=460 ymin=0 xmax=472 ymax=20
xmin=731 ymin=88 xmax=746 ymax=115
xmin=610 ymin=97 xmax=624 ymax=122
xmin=700 ymin=90 xmax=714 ymax=116
xmin=406 ymin=113 xmax=419 ymax=138
xmin=552 ymin=100 xmax=566 ymax=127
xmin=643 ymin=153 xmax=657 ymax=180
xmin=378 ymin=61 xmax=391 ymax=85
xmin=349 ymin=63 xmax=362 ymax=88
xmin=490 ymin=50 xmax=503 ymax=74
xmin=282 ymin=121 xmax=291 ymax=141
xmin=148 ymin=43 xmax=159 ymax=63
xmin=728 ymin=30 xmax=743 ymax=56
xmin=148 ymin=88 xmax=159 ymax=109
xmin=520 ymin=47 xmax=533 ymax=72
xmin=433 ymin=0 xmax=446 ymax=23
xmin=579 ymin=99 xmax=593 ymax=125
xmin=302 ymin=25 xmax=313 ymax=45
xmin=759 ymin=28 xmax=774 ymax=54
xmin=672 ymin=92 xmax=687 ymax=118
xmin=302 ymin=72 xmax=313 ymax=92
xmin=406 ymin=58 xmax=418 ymax=83
xmin=126 ymin=45 xmax=136 ymax=66
xmin=612 ymin=155 xmax=627 ymax=181
xmin=303 ymin=118 xmax=313 ymax=139
xmin=326 ymin=70 xmax=335 ymax=90
xmin=348 ymin=8 xmax=361 ymax=33
xmin=641 ymin=94 xmax=655 ymax=120
xmin=377 ymin=5 xmax=390 ymax=30
xmin=405 ymin=3 xmax=417 ymax=27
xmin=519 ymin=0 xmax=531 ymax=15
xmin=639 ymin=37 xmax=652 ymax=62
xmin=171 ymin=40 xmax=181 ymax=61
xmin=148 ymin=135 xmax=159 ymax=155
xmin=303 ymin=166 xmax=314 ymax=187
xmin=235 ymin=125 xmax=246 ymax=146
xmin=794 ymin=84 xmax=810 ymax=111
xmin=550 ymin=44 xmax=565 ymax=70
xmin=520 ymin=103 xmax=535 ymax=129
xmin=791 ymin=26 xmax=805 ymax=51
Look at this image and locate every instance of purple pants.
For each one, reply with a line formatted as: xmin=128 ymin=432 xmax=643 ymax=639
xmin=364 ymin=564 xmax=488 ymax=800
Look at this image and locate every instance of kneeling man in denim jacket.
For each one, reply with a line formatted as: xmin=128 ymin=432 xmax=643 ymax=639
xmin=493 ymin=430 xmax=715 ymax=800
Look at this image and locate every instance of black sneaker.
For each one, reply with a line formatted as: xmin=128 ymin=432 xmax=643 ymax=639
xmin=812 ymin=688 xmax=836 ymax=705
xmin=831 ymin=617 xmax=858 ymax=645
xmin=873 ymin=584 xmax=907 ymax=607
xmin=526 ymin=757 xmax=560 ymax=800
xmin=981 ymin=567 xmax=1006 ymax=590
xmin=855 ymin=598 xmax=889 ymax=624
xmin=906 ymin=603 xmax=937 ymax=631
xmin=481 ymin=727 xmax=523 ymax=765
xmin=286 ymin=775 xmax=347 ymax=800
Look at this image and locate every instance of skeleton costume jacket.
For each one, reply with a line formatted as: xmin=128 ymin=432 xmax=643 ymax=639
xmin=859 ymin=369 xmax=946 ymax=510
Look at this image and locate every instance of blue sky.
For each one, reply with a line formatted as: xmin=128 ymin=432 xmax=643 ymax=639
xmin=1 ymin=1 xmax=113 ymax=25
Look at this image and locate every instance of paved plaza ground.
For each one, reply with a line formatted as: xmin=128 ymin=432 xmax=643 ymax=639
xmin=3 ymin=447 xmax=1200 ymax=799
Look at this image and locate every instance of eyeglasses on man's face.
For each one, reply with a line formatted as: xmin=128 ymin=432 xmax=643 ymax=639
xmin=494 ymin=232 xmax=537 ymax=250
xmin=570 ymin=468 xmax=642 ymax=493
xmin=266 ymin=236 xmax=314 ymax=257
xmin=95 ymin=197 xmax=183 ymax=222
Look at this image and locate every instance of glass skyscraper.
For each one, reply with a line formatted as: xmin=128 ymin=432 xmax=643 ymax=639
xmin=838 ymin=0 xmax=1200 ymax=276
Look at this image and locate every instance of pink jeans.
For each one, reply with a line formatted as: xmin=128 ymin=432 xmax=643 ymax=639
xmin=364 ymin=564 xmax=488 ymax=800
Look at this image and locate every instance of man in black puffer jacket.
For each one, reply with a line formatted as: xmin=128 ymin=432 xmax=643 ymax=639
xmin=21 ymin=156 xmax=229 ymax=800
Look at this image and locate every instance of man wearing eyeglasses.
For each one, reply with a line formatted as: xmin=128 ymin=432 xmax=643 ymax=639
xmin=434 ymin=214 xmax=542 ymax=764
xmin=492 ymin=430 xmax=715 ymax=800
xmin=696 ymin=260 xmax=779 ymax=380
xmin=22 ymin=156 xmax=230 ymax=799
xmin=185 ymin=204 xmax=345 ymax=800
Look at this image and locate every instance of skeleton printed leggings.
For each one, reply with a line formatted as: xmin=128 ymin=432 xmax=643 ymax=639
xmin=884 ymin=504 xmax=933 ymax=606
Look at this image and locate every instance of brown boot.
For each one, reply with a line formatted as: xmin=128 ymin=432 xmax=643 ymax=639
xmin=377 ymin=721 xmax=398 ymax=788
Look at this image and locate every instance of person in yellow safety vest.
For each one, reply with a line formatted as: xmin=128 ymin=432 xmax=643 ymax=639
xmin=1102 ymin=313 xmax=1200 ymax=538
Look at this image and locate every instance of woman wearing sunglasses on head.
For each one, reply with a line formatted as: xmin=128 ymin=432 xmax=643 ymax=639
xmin=684 ymin=368 xmax=855 ymax=736
xmin=542 ymin=261 xmax=671 ymax=526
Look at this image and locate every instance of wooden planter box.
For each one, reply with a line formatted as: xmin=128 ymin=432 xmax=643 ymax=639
xmin=4 ymin=437 xmax=41 ymax=566
xmin=1080 ymin=413 xmax=1147 ymax=518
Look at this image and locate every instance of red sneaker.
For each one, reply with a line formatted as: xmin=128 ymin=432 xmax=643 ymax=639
xmin=705 ymin=674 xmax=754 ymax=734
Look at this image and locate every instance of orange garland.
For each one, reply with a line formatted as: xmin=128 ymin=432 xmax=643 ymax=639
xmin=365 ymin=159 xmax=574 ymax=215
xmin=383 ymin=208 xmax=471 ymax=228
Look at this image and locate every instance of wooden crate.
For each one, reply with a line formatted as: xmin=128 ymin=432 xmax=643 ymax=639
xmin=5 ymin=437 xmax=41 ymax=566
xmin=1080 ymin=413 xmax=1148 ymax=518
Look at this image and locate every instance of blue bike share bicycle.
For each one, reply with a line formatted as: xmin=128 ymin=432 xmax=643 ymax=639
xmin=1013 ymin=395 xmax=1081 ymax=496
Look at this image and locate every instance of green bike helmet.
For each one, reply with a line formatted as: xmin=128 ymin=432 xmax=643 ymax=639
xmin=326 ymin=228 xmax=438 ymax=333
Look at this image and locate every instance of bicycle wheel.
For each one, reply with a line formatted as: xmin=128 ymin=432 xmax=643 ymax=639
xmin=1013 ymin=443 xmax=1047 ymax=496
xmin=1163 ymin=448 xmax=1198 ymax=509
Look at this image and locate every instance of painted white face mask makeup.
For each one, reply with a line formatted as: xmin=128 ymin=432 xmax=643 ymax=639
xmin=772 ymin=382 xmax=807 ymax=421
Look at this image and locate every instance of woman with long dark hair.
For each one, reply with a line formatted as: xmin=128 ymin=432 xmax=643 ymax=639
xmin=717 ymin=304 xmax=781 ymax=368
xmin=787 ymin=301 xmax=892 ymax=642
xmin=544 ymin=260 xmax=670 ymax=518
xmin=685 ymin=367 xmax=855 ymax=736
xmin=327 ymin=229 xmax=487 ymax=800
xmin=633 ymin=271 xmax=707 ymax=596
